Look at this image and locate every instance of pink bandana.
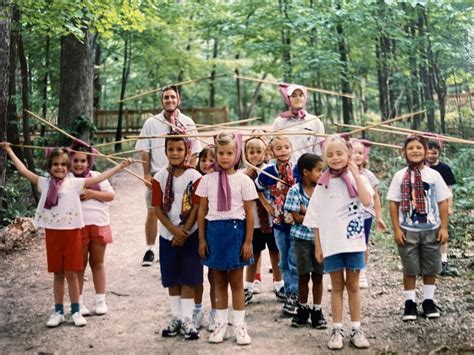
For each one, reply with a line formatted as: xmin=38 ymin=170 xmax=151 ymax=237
xmin=279 ymin=83 xmax=308 ymax=119
xmin=318 ymin=168 xmax=358 ymax=198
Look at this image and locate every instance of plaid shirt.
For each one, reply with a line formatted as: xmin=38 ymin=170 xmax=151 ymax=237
xmin=284 ymin=183 xmax=314 ymax=241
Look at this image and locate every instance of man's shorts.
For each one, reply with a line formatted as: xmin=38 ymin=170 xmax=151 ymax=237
xmin=145 ymin=186 xmax=153 ymax=209
xmin=80 ymin=225 xmax=113 ymax=246
xmin=45 ymin=228 xmax=83 ymax=273
xmin=252 ymin=228 xmax=279 ymax=254
xmin=294 ymin=238 xmax=324 ymax=275
xmin=324 ymin=252 xmax=365 ymax=274
xmin=398 ymin=228 xmax=441 ymax=276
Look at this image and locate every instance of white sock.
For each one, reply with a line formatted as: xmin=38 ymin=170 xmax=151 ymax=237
xmin=441 ymin=253 xmax=448 ymax=263
xmin=423 ymin=285 xmax=436 ymax=301
xmin=244 ymin=281 xmax=254 ymax=291
xmin=193 ymin=303 xmax=202 ymax=311
xmin=273 ymin=280 xmax=284 ymax=290
xmin=313 ymin=304 xmax=321 ymax=311
xmin=216 ymin=309 xmax=228 ymax=324
xmin=181 ymin=298 xmax=194 ymax=321
xmin=351 ymin=321 xmax=361 ymax=330
xmin=146 ymin=245 xmax=153 ymax=251
xmin=233 ymin=310 xmax=245 ymax=326
xmin=404 ymin=290 xmax=416 ymax=302
xmin=95 ymin=294 xmax=106 ymax=303
xmin=333 ymin=322 xmax=343 ymax=329
xmin=169 ymin=295 xmax=182 ymax=319
xmin=299 ymin=302 xmax=308 ymax=307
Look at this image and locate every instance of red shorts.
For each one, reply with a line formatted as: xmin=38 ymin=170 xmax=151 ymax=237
xmin=45 ymin=228 xmax=83 ymax=273
xmin=80 ymin=224 xmax=113 ymax=246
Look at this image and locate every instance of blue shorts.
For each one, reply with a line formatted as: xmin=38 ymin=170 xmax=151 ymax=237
xmin=159 ymin=231 xmax=203 ymax=288
xmin=203 ymin=219 xmax=254 ymax=271
xmin=364 ymin=217 xmax=373 ymax=244
xmin=324 ymin=252 xmax=365 ymax=273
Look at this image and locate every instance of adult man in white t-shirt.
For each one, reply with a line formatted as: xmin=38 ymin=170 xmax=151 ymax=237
xmin=135 ymin=86 xmax=201 ymax=266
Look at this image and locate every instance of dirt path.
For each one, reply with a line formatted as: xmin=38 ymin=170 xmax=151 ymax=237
xmin=0 ymin=163 xmax=472 ymax=353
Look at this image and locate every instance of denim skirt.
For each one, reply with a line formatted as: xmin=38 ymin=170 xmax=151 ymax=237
xmin=203 ymin=219 xmax=254 ymax=271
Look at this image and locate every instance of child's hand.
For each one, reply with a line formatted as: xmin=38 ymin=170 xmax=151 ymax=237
xmin=347 ymin=160 xmax=360 ymax=176
xmin=144 ymin=173 xmax=153 ymax=188
xmin=376 ymin=218 xmax=387 ymax=232
xmin=171 ymin=227 xmax=189 ymax=246
xmin=120 ymin=158 xmax=133 ymax=169
xmin=198 ymin=239 xmax=208 ymax=258
xmin=393 ymin=228 xmax=406 ymax=246
xmin=241 ymin=241 xmax=252 ymax=262
xmin=80 ymin=188 xmax=95 ymax=201
xmin=438 ymin=227 xmax=448 ymax=245
xmin=300 ymin=204 xmax=307 ymax=215
xmin=314 ymin=247 xmax=323 ymax=264
xmin=0 ymin=142 xmax=12 ymax=153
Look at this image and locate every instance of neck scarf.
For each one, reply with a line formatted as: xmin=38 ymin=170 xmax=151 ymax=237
xmin=268 ymin=160 xmax=295 ymax=225
xmin=245 ymin=165 xmax=272 ymax=233
xmin=213 ymin=134 xmax=243 ymax=212
xmin=44 ymin=177 xmax=65 ymax=209
xmin=71 ymin=148 xmax=101 ymax=192
xmin=278 ymin=83 xmax=308 ymax=119
xmin=162 ymin=138 xmax=193 ymax=213
xmin=318 ymin=168 xmax=358 ymax=198
xmin=401 ymin=165 xmax=426 ymax=214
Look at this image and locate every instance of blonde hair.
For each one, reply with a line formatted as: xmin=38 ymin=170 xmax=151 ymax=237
xmin=214 ymin=132 xmax=242 ymax=168
xmin=350 ymin=139 xmax=369 ymax=168
xmin=323 ymin=135 xmax=350 ymax=159
xmin=269 ymin=135 xmax=291 ymax=151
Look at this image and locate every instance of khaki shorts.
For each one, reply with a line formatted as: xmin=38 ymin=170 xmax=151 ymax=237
xmin=294 ymin=238 xmax=324 ymax=275
xmin=145 ymin=186 xmax=153 ymax=209
xmin=397 ymin=228 xmax=441 ymax=276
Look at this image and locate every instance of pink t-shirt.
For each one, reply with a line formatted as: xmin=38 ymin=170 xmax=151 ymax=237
xmin=195 ymin=171 xmax=258 ymax=221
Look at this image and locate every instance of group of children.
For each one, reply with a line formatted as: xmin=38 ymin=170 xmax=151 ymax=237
xmin=1 ymin=116 xmax=454 ymax=350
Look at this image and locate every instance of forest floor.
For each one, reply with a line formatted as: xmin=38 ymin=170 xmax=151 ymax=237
xmin=0 ymin=159 xmax=473 ymax=354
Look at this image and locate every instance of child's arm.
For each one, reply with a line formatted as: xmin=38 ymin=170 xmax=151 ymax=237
xmin=437 ymin=199 xmax=449 ymax=244
xmin=154 ymin=205 xmax=189 ymax=247
xmin=348 ymin=161 xmax=371 ymax=207
xmin=182 ymin=204 xmax=199 ymax=234
xmin=84 ymin=159 xmax=133 ymax=188
xmin=258 ymin=191 xmax=274 ymax=216
xmin=80 ymin=189 xmax=114 ymax=202
xmin=1 ymin=143 xmax=39 ymax=185
xmin=373 ymin=187 xmax=387 ymax=231
xmin=447 ymin=186 xmax=453 ymax=215
xmin=241 ymin=200 xmax=255 ymax=261
xmin=313 ymin=228 xmax=323 ymax=264
xmin=197 ymin=197 xmax=209 ymax=258
xmin=389 ymin=201 xmax=406 ymax=246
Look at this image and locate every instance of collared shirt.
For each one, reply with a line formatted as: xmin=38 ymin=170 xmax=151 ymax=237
xmin=284 ymin=182 xmax=313 ymax=241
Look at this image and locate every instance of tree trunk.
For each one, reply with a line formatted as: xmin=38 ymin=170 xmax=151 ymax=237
xmin=40 ymin=36 xmax=50 ymax=136
xmin=93 ymin=41 xmax=101 ymax=110
xmin=279 ymin=0 xmax=291 ymax=82
xmin=0 ymin=2 xmax=11 ymax=216
xmin=209 ymin=38 xmax=218 ymax=108
xmin=58 ymin=30 xmax=94 ymax=143
xmin=245 ymin=73 xmax=267 ymax=119
xmin=115 ymin=33 xmax=132 ymax=153
xmin=235 ymin=54 xmax=243 ymax=118
xmin=408 ymin=19 xmax=421 ymax=129
xmin=18 ymin=34 xmax=39 ymax=202
xmin=336 ymin=2 xmax=353 ymax=124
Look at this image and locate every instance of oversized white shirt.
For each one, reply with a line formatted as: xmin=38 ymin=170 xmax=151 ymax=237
xmin=78 ymin=171 xmax=114 ymax=226
xmin=135 ymin=111 xmax=201 ymax=173
xmin=35 ymin=176 xmax=85 ymax=230
xmin=303 ymin=174 xmax=373 ymax=258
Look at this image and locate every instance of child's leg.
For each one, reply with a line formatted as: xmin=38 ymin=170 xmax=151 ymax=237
xmin=213 ymin=270 xmax=229 ymax=309
xmin=208 ymin=269 xmax=216 ymax=309
xmin=269 ymin=250 xmax=283 ymax=282
xmin=89 ymin=242 xmax=107 ymax=294
xmin=311 ymin=273 xmax=323 ymax=305
xmin=229 ymin=268 xmax=245 ymax=311
xmin=245 ymin=252 xmax=260 ymax=284
xmin=181 ymin=285 xmax=195 ymax=320
xmin=345 ymin=270 xmax=361 ymax=322
xmin=53 ymin=272 xmax=65 ymax=305
xmin=168 ymin=285 xmax=182 ymax=319
xmin=298 ymin=274 xmax=310 ymax=304
xmin=403 ymin=274 xmax=417 ymax=292
xmin=194 ymin=284 xmax=203 ymax=305
xmin=254 ymin=257 xmax=262 ymax=282
xmin=78 ymin=245 xmax=89 ymax=295
xmin=65 ymin=270 xmax=80 ymax=314
xmin=329 ymin=271 xmax=345 ymax=323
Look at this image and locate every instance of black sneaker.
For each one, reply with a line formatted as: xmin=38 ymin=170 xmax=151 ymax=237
xmin=244 ymin=288 xmax=253 ymax=305
xmin=162 ymin=317 xmax=181 ymax=337
xmin=310 ymin=308 xmax=327 ymax=329
xmin=274 ymin=286 xmax=286 ymax=303
xmin=291 ymin=305 xmax=310 ymax=327
xmin=283 ymin=294 xmax=298 ymax=315
xmin=402 ymin=300 xmax=418 ymax=321
xmin=142 ymin=249 xmax=154 ymax=266
xmin=422 ymin=299 xmax=441 ymax=318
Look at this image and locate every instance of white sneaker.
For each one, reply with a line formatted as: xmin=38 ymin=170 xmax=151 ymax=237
xmin=208 ymin=311 xmax=216 ymax=332
xmin=80 ymin=302 xmax=90 ymax=316
xmin=327 ymin=282 xmax=332 ymax=292
xmin=327 ymin=327 xmax=344 ymax=350
xmin=95 ymin=300 xmax=108 ymax=315
xmin=253 ymin=279 xmax=262 ymax=294
xmin=46 ymin=311 xmax=65 ymax=328
xmin=234 ymin=324 xmax=251 ymax=345
xmin=350 ymin=328 xmax=370 ymax=348
xmin=208 ymin=322 xmax=229 ymax=343
xmin=359 ymin=269 xmax=369 ymax=289
xmin=192 ymin=308 xmax=205 ymax=329
xmin=72 ymin=312 xmax=87 ymax=327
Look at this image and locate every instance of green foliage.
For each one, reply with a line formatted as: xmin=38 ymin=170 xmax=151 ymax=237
xmin=1 ymin=169 xmax=36 ymax=226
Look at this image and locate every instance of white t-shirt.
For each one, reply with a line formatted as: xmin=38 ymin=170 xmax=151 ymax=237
xmin=134 ymin=111 xmax=201 ymax=173
xmin=195 ymin=171 xmax=258 ymax=221
xmin=273 ymin=113 xmax=325 ymax=164
xmin=35 ymin=176 xmax=85 ymax=230
xmin=303 ymin=174 xmax=373 ymax=258
xmin=78 ymin=171 xmax=114 ymax=226
xmin=387 ymin=166 xmax=451 ymax=231
xmin=151 ymin=168 xmax=202 ymax=241
xmin=361 ymin=169 xmax=379 ymax=218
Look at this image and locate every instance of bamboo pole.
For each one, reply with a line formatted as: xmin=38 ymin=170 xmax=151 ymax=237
xmin=196 ymin=117 xmax=261 ymax=130
xmin=25 ymin=110 xmax=151 ymax=186
xmin=347 ymin=110 xmax=426 ymax=135
xmin=127 ymin=130 xmax=328 ymax=140
xmin=116 ymin=74 xmax=228 ymax=103
xmin=234 ymin=75 xmax=355 ymax=99
xmin=93 ymin=138 xmax=136 ymax=148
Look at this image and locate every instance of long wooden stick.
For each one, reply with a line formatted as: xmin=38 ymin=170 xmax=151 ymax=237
xmin=196 ymin=117 xmax=261 ymax=130
xmin=367 ymin=123 xmax=474 ymax=145
xmin=127 ymin=130 xmax=328 ymax=140
xmin=26 ymin=110 xmax=151 ymax=186
xmin=116 ymin=74 xmax=228 ymax=103
xmin=347 ymin=110 xmax=426 ymax=135
xmin=93 ymin=138 xmax=136 ymax=148
xmin=235 ymin=75 xmax=355 ymax=99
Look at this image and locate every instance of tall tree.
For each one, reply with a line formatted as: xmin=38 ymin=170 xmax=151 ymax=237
xmin=115 ymin=32 xmax=132 ymax=152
